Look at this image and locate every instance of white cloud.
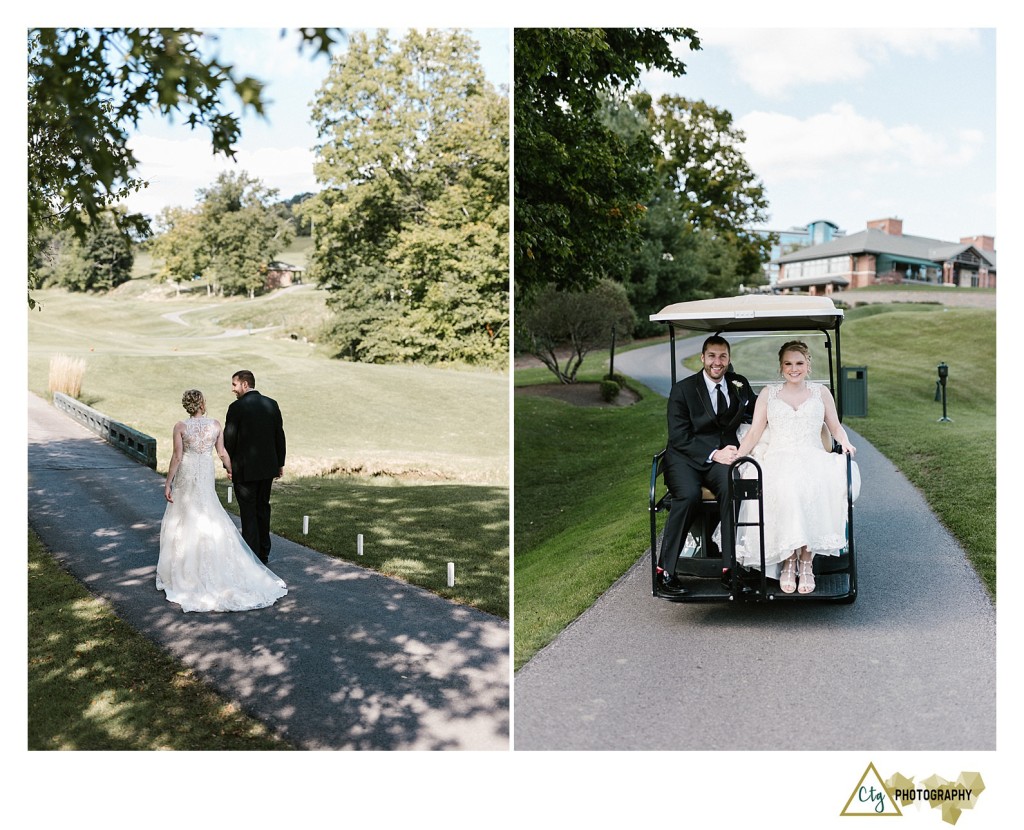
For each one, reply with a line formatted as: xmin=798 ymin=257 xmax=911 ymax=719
xmin=709 ymin=28 xmax=981 ymax=97
xmin=737 ymin=103 xmax=983 ymax=183
xmin=123 ymin=135 xmax=318 ymax=217
xmin=202 ymin=28 xmax=331 ymax=113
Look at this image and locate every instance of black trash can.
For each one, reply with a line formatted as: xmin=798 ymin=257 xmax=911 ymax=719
xmin=841 ymin=366 xmax=867 ymax=417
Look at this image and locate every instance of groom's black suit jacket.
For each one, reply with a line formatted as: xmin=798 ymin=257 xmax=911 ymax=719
xmin=223 ymin=390 xmax=286 ymax=482
xmin=659 ymin=369 xmax=756 ymax=573
xmin=665 ymin=370 xmax=756 ymax=474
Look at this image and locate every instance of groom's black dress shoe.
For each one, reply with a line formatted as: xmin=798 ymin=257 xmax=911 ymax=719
xmin=658 ymin=571 xmax=686 ymax=593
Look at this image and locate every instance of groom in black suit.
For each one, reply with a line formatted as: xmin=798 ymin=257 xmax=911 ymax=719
xmin=224 ymin=370 xmax=286 ymax=563
xmin=659 ymin=335 xmax=755 ymax=592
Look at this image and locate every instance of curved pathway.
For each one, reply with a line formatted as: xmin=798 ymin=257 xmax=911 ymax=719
xmin=161 ymin=284 xmax=313 ymax=334
xmin=514 ymin=341 xmax=995 ymax=750
xmin=28 ymin=392 xmax=508 ymax=750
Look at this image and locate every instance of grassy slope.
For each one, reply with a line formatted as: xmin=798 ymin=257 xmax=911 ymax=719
xmin=514 ymin=386 xmax=664 ymax=666
xmin=514 ymin=304 xmax=995 ymax=669
xmin=840 ymin=306 xmax=996 ymax=588
xmin=28 ymin=286 xmax=508 ymax=483
xmin=222 ymin=478 xmax=509 ymax=618
xmin=27 ymin=279 xmax=509 ymax=618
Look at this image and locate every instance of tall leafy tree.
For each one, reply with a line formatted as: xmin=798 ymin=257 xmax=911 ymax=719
xmin=26 ymin=27 xmax=339 ymax=306
xmin=38 ymin=208 xmax=135 ymax=292
xmin=148 ymin=205 xmax=211 ymax=283
xmin=303 ymin=28 xmax=508 ymax=366
xmin=626 ymin=96 xmax=775 ymax=331
xmin=277 ymin=193 xmax=315 ymax=237
xmin=653 ymin=96 xmax=773 ymax=275
xmin=518 ymin=279 xmax=636 ymax=384
xmin=150 ymin=171 xmax=293 ymax=297
xmin=513 ymin=28 xmax=699 ymax=297
xmin=198 ymin=171 xmax=294 ymax=297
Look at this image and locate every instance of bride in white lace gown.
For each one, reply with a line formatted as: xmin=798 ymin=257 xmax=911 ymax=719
xmin=733 ymin=341 xmax=858 ymax=594
xmin=156 ymin=390 xmax=287 ymax=612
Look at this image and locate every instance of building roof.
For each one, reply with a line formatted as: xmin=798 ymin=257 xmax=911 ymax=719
xmin=775 ymin=228 xmax=996 ymax=268
xmin=267 ymin=261 xmax=305 ymax=272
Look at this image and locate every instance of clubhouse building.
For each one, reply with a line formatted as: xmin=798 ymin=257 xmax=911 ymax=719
xmin=771 ymin=217 xmax=996 ymax=295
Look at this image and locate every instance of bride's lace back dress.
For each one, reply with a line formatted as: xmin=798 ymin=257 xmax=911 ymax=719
xmin=156 ymin=416 xmax=287 ymax=612
xmin=734 ymin=382 xmax=853 ymax=573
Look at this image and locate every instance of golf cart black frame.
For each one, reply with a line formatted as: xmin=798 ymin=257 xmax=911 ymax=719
xmin=648 ymin=294 xmax=858 ymax=604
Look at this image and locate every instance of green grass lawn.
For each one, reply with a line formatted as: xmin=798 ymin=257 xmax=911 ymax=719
xmin=514 ymin=383 xmax=664 ymax=667
xmin=514 ymin=303 xmax=995 ymax=670
xmin=28 ymin=286 xmax=508 ymax=484
xmin=28 ymin=528 xmax=293 ymax=750
xmin=218 ymin=477 xmax=509 ymax=618
xmin=27 ymin=275 xmax=509 ymax=747
xmin=28 ymin=283 xmax=509 ymax=618
xmin=837 ymin=305 xmax=995 ymax=592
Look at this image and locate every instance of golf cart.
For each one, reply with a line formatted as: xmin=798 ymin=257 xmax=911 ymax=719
xmin=648 ymin=294 xmax=858 ymax=603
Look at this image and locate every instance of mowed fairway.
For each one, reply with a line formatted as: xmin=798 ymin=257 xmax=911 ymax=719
xmin=27 ymin=282 xmax=509 ymax=617
xmin=28 ymin=284 xmax=507 ymax=482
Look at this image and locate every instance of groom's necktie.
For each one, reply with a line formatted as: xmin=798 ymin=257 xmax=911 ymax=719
xmin=716 ymin=382 xmax=727 ymax=417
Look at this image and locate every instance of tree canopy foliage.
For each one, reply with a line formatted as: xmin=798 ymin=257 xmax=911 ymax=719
xmin=302 ymin=29 xmax=509 ymax=367
xmin=515 ymin=28 xmax=778 ymax=342
xmin=518 ymin=279 xmax=636 ymax=384
xmin=627 ymin=96 xmax=774 ymax=332
xmin=35 ymin=208 xmax=135 ymax=293
xmin=150 ymin=171 xmax=294 ymax=297
xmin=513 ymin=28 xmax=699 ymax=297
xmin=26 ymin=27 xmax=339 ymax=306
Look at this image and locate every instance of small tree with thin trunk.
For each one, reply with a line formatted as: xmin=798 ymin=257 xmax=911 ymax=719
xmin=519 ymin=279 xmax=636 ymax=384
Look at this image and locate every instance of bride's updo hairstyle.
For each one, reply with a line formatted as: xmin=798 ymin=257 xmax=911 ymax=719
xmin=181 ymin=389 xmax=205 ymax=416
xmin=778 ymin=340 xmax=812 ymax=367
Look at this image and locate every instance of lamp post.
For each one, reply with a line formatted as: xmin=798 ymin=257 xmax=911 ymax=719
xmin=608 ymin=324 xmax=617 ymax=379
xmin=936 ymin=362 xmax=952 ymax=422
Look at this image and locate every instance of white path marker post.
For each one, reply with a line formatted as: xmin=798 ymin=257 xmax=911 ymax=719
xmin=227 ymin=485 xmax=233 ymax=503
xmin=357 ymin=533 xmax=364 ymax=556
xmin=447 ymin=562 xmax=455 ymax=587
xmin=303 ymin=516 xmax=309 ymax=535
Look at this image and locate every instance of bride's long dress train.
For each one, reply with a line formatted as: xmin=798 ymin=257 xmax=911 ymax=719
xmin=156 ymin=417 xmax=287 ymax=612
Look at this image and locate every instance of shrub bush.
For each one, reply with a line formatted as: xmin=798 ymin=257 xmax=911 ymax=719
xmin=599 ymin=379 xmax=621 ymax=402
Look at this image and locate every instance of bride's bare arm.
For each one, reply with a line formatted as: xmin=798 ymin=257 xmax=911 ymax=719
xmin=823 ymin=388 xmax=856 ymax=455
xmin=214 ymin=420 xmax=233 ymax=478
xmin=165 ymin=422 xmax=185 ymax=502
xmin=736 ymin=389 xmax=769 ymax=457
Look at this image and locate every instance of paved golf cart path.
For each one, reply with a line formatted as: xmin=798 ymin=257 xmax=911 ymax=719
xmin=514 ymin=340 xmax=995 ymax=750
xmin=28 ymin=391 xmax=508 ymax=751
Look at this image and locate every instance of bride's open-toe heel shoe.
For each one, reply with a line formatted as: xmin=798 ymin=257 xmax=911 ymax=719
xmin=798 ymin=555 xmax=816 ymax=594
xmin=779 ymin=556 xmax=797 ymax=594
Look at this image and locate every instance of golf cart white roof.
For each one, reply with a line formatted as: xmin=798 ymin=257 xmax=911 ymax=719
xmin=650 ymin=294 xmax=843 ymax=333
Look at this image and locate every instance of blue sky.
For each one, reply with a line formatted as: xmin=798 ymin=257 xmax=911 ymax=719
xmin=123 ymin=25 xmax=997 ymax=251
xmin=123 ymin=28 xmax=510 ymax=219
xmin=639 ymin=28 xmax=996 ymax=244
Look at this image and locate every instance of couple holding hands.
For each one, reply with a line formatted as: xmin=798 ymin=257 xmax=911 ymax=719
xmin=658 ymin=336 xmax=858 ymax=595
xmin=156 ymin=370 xmax=288 ymax=613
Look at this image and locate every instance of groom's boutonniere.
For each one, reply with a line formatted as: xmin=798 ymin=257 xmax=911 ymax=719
xmin=731 ymin=380 xmax=743 ymax=391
